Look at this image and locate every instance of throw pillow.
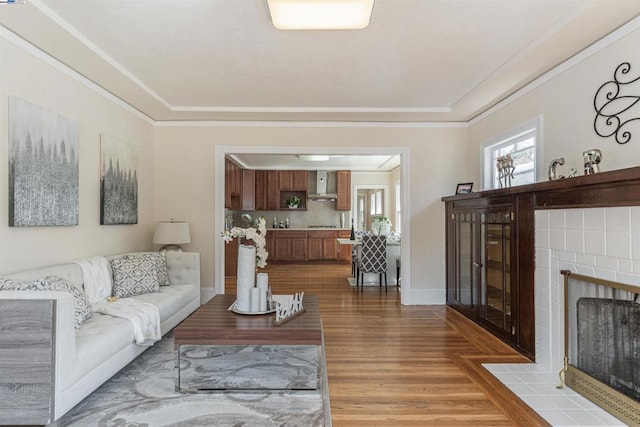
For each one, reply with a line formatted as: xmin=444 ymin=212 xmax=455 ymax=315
xmin=111 ymin=253 xmax=161 ymax=298
xmin=155 ymin=251 xmax=170 ymax=286
xmin=0 ymin=275 xmax=92 ymax=331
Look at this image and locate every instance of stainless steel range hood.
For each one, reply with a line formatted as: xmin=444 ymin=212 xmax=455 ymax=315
xmin=307 ymin=170 xmax=337 ymax=201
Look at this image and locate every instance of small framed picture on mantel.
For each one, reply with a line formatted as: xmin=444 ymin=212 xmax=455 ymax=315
xmin=455 ymin=182 xmax=473 ymax=195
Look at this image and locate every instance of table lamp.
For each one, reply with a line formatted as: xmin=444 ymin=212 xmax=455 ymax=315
xmin=153 ymin=220 xmax=191 ymax=251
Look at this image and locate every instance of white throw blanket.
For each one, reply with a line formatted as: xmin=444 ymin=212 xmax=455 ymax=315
xmin=75 ymin=256 xmax=112 ymax=308
xmin=76 ymin=256 xmax=161 ymax=346
xmin=93 ymin=299 xmax=161 ymax=346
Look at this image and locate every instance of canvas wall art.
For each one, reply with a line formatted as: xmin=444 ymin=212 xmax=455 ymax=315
xmin=9 ymin=97 xmax=79 ymax=227
xmin=100 ymin=134 xmax=138 ymax=225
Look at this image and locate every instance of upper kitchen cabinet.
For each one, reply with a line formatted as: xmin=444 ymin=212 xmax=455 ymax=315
xmin=225 ymin=158 xmax=242 ymax=209
xmin=336 ymin=170 xmax=351 ymax=211
xmin=241 ymin=169 xmax=255 ymax=211
xmin=255 ymin=170 xmax=279 ymax=210
xmin=278 ymin=170 xmax=308 ymax=191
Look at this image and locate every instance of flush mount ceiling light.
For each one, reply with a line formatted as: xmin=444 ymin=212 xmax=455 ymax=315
xmin=298 ymin=155 xmax=330 ymax=161
xmin=267 ymin=0 xmax=375 ymax=30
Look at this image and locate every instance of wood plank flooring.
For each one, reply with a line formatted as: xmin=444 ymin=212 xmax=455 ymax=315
xmin=226 ymin=262 xmax=550 ymax=426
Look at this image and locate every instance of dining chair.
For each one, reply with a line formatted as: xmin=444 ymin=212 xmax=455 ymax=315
xmin=356 ymin=235 xmax=387 ymax=290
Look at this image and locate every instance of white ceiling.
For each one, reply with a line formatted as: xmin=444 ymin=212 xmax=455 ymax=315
xmin=1 ymin=0 xmax=640 ymax=124
xmin=229 ymin=153 xmax=401 ymax=172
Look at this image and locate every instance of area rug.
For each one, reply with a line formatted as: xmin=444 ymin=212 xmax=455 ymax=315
xmin=60 ymin=334 xmax=330 ymax=426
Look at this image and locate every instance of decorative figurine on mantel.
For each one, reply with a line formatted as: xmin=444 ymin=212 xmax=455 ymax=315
xmin=548 ymin=157 xmax=578 ymax=180
xmin=583 ymin=149 xmax=602 ymax=175
xmin=496 ymin=154 xmax=515 ymax=188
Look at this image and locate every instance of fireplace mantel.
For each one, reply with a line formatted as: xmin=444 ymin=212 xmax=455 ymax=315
xmin=442 ymin=165 xmax=640 ymax=209
xmin=442 ymin=165 xmax=640 ymax=361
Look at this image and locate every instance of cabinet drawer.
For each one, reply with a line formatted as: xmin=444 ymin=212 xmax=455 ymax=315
xmin=308 ymin=230 xmax=337 ymax=238
xmin=272 ymin=230 xmax=308 ymax=239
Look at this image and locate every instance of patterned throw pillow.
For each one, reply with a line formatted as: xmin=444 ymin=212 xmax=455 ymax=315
xmin=111 ymin=253 xmax=162 ymax=298
xmin=155 ymin=251 xmax=170 ymax=287
xmin=0 ymin=275 xmax=92 ymax=331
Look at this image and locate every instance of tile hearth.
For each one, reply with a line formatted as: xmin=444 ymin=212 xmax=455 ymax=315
xmin=484 ymin=363 xmax=624 ymax=426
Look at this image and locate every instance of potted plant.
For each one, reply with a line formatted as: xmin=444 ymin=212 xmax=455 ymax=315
xmin=287 ymin=196 xmax=301 ymax=209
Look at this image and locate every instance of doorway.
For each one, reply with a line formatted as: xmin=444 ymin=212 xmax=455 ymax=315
xmin=214 ymin=146 xmax=411 ymax=304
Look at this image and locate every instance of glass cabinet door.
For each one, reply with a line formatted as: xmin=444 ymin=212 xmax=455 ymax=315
xmin=480 ymin=211 xmax=512 ymax=334
xmin=453 ymin=211 xmax=477 ymax=309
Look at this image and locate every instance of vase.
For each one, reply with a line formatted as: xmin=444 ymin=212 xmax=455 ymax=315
xmin=236 ymin=244 xmax=256 ymax=312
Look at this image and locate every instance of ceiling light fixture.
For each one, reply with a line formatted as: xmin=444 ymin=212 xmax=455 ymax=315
xmin=267 ymin=0 xmax=374 ymax=30
xmin=298 ymin=155 xmax=330 ymax=162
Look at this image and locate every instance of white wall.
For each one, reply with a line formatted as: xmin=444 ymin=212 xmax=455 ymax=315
xmin=0 ymin=32 xmax=155 ymax=273
xmin=469 ymin=23 xmax=640 ymax=186
xmin=153 ymin=125 xmax=469 ymax=303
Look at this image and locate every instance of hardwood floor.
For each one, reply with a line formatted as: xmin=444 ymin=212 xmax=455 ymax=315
xmin=226 ymin=262 xmax=550 ymax=426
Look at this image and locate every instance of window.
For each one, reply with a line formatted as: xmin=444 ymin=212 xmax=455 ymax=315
xmin=482 ymin=116 xmax=542 ymax=190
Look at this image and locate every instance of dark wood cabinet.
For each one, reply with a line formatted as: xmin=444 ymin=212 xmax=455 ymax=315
xmin=278 ymin=170 xmax=308 ymax=191
xmin=224 ymin=238 xmax=239 ymax=277
xmin=271 ymin=230 xmax=308 ymax=261
xmin=224 ymin=158 xmax=245 ymax=210
xmin=241 ymin=169 xmax=255 ymax=210
xmin=336 ymin=170 xmax=351 ymax=211
xmin=255 ymin=170 xmax=280 ymax=210
xmin=444 ymin=195 xmax=534 ymax=360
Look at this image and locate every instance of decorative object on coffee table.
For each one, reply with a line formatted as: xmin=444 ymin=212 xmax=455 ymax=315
xmin=222 ymin=217 xmax=269 ymax=312
xmin=274 ymin=292 xmax=306 ymax=326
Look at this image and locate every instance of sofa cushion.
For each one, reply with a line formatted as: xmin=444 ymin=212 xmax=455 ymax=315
xmin=111 ymin=254 xmax=162 ymax=297
xmin=0 ymin=275 xmax=92 ymax=331
xmin=131 ymin=284 xmax=198 ymax=322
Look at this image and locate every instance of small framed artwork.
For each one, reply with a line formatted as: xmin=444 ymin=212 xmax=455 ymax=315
xmin=455 ymin=182 xmax=473 ymax=194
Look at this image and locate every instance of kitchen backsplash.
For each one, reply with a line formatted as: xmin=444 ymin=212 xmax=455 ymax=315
xmin=228 ymin=199 xmax=350 ymax=229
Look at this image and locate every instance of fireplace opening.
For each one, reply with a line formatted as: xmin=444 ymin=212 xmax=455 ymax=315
xmin=560 ymin=271 xmax=640 ymax=425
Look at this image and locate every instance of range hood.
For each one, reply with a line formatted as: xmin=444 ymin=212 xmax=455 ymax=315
xmin=307 ymin=170 xmax=337 ymax=201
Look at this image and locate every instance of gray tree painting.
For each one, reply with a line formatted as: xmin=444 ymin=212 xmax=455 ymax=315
xmin=100 ymin=134 xmax=138 ymax=225
xmin=9 ymin=97 xmax=79 ymax=227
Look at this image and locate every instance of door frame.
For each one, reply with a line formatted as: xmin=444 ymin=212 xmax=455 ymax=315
xmin=214 ymin=145 xmax=411 ymax=304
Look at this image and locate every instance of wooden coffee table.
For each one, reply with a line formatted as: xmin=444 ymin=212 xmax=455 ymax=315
xmin=174 ymin=294 xmax=323 ymax=392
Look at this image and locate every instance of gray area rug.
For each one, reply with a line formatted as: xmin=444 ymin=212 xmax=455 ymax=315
xmin=61 ymin=334 xmax=330 ymax=426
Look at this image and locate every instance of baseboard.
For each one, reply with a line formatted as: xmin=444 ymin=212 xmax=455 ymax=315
xmin=406 ymin=288 xmax=446 ymax=305
xmin=200 ymin=288 xmax=216 ymax=304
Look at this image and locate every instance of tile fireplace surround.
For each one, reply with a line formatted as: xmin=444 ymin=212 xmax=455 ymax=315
xmin=485 ymin=206 xmax=640 ymax=426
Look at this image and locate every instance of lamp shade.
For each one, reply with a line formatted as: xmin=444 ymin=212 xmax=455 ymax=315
xmin=153 ymin=221 xmax=191 ymax=248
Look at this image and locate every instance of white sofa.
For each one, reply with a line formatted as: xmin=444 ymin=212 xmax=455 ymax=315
xmin=0 ymin=251 xmax=201 ymax=426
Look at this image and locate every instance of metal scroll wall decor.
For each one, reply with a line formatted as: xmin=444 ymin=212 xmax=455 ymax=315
xmin=593 ymin=62 xmax=640 ymax=144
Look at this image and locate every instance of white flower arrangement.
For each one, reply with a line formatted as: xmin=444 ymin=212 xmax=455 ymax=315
xmin=222 ymin=216 xmax=269 ymax=268
xmin=371 ymin=216 xmax=392 ymax=236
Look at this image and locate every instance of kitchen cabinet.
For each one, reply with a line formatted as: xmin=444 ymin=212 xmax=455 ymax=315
xmin=336 ymin=170 xmax=351 ymax=211
xmin=272 ymin=230 xmax=308 ymax=262
xmin=224 ymin=158 xmax=243 ymax=210
xmin=308 ymin=231 xmax=338 ymax=260
xmin=224 ymin=238 xmax=239 ymax=277
xmin=241 ymin=169 xmax=255 ymax=210
xmin=338 ymin=230 xmax=352 ymax=261
xmin=255 ymin=170 xmax=279 ymax=210
xmin=278 ymin=170 xmax=308 ymax=191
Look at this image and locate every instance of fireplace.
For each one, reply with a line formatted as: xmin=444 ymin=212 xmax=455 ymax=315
xmin=559 ymin=270 xmax=640 ymax=425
